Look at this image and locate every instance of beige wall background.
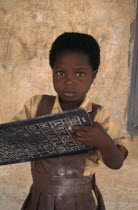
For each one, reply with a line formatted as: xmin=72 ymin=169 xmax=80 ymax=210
xmin=0 ymin=0 xmax=138 ymax=209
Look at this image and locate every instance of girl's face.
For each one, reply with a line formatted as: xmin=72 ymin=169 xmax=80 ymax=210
xmin=52 ymin=50 xmax=97 ymax=103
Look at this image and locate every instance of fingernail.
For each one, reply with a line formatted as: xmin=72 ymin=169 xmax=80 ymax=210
xmin=68 ymin=126 xmax=72 ymax=131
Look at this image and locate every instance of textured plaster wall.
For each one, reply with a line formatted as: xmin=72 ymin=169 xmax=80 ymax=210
xmin=0 ymin=0 xmax=137 ymax=209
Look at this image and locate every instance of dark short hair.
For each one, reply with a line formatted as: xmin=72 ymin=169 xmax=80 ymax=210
xmin=49 ymin=32 xmax=100 ymax=71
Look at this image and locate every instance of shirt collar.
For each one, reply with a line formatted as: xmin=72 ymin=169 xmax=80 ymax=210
xmin=52 ymin=95 xmax=92 ymax=113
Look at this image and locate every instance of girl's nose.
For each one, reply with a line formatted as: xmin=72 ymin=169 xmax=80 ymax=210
xmin=64 ymin=74 xmax=75 ymax=85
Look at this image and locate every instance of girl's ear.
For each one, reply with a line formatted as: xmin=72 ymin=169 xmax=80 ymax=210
xmin=91 ymin=70 xmax=98 ymax=83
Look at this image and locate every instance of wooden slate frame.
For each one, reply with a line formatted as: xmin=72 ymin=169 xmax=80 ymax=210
xmin=0 ymin=108 xmax=93 ymax=166
xmin=127 ymin=1 xmax=138 ymax=135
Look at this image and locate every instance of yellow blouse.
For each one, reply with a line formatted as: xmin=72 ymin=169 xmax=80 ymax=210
xmin=12 ymin=95 xmax=128 ymax=176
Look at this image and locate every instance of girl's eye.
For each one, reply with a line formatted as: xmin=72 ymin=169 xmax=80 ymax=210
xmin=56 ymin=71 xmax=64 ymax=76
xmin=76 ymin=72 xmax=85 ymax=77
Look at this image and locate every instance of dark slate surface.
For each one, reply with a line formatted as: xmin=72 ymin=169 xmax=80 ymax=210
xmin=0 ymin=108 xmax=93 ymax=165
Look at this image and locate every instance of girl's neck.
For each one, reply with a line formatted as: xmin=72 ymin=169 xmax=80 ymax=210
xmin=59 ymin=97 xmax=83 ymax=111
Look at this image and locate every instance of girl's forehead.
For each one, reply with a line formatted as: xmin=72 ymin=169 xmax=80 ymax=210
xmin=55 ymin=50 xmax=91 ymax=66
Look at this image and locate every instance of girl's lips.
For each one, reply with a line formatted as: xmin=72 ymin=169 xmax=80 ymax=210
xmin=63 ymin=92 xmax=75 ymax=97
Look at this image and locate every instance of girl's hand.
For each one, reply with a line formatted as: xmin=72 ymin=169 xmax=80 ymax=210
xmin=69 ymin=122 xmax=111 ymax=149
xmin=69 ymin=123 xmax=124 ymax=170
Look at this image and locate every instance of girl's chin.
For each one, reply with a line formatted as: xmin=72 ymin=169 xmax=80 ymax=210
xmin=59 ymin=95 xmax=84 ymax=102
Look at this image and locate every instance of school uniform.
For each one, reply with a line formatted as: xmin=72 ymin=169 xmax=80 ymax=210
xmin=12 ymin=95 xmax=128 ymax=210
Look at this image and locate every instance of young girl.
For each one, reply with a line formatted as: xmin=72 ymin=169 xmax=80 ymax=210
xmin=13 ymin=32 xmax=128 ymax=210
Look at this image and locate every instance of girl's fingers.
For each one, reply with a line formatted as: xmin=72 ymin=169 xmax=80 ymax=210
xmin=71 ymin=134 xmax=83 ymax=142
xmin=68 ymin=125 xmax=90 ymax=132
xmin=74 ymin=130 xmax=85 ymax=137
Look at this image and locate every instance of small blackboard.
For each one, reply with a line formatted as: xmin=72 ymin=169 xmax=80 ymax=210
xmin=0 ymin=108 xmax=93 ymax=165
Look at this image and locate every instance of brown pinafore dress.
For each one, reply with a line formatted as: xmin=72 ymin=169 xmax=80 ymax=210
xmin=21 ymin=95 xmax=105 ymax=210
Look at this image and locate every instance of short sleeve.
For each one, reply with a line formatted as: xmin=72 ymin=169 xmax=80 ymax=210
xmin=12 ymin=95 xmax=42 ymax=122
xmin=94 ymin=106 xmax=128 ymax=159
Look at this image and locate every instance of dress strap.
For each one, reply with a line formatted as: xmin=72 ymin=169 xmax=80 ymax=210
xmin=35 ymin=95 xmax=56 ymax=117
xmin=89 ymin=104 xmax=106 ymax=210
xmin=88 ymin=103 xmax=101 ymax=122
